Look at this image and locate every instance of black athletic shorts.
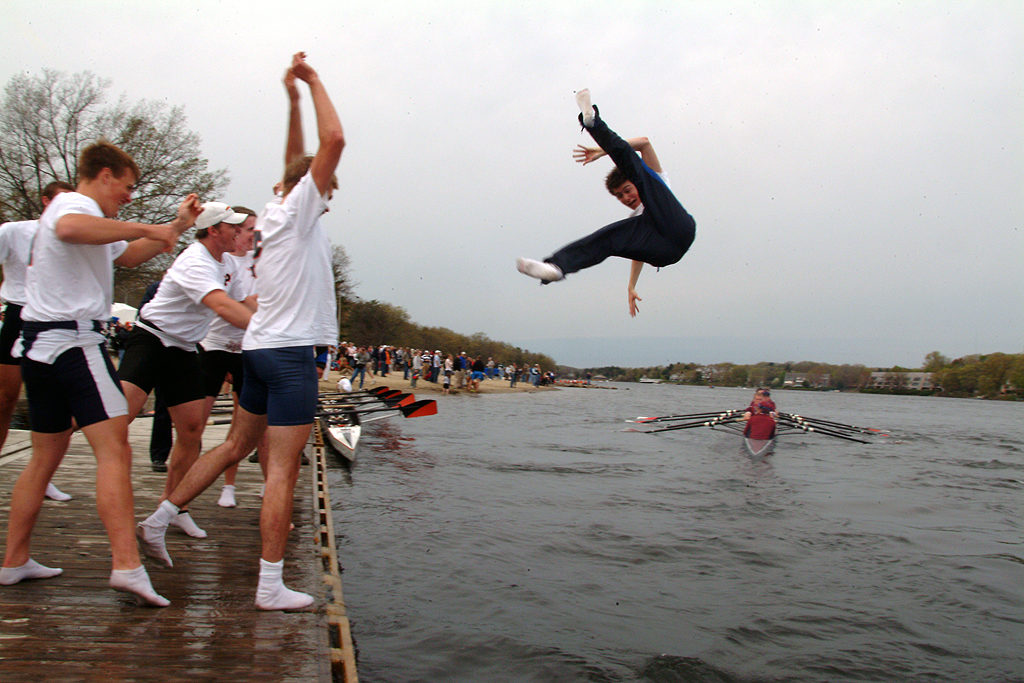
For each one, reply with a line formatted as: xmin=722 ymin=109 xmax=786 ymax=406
xmin=0 ymin=303 xmax=24 ymax=366
xmin=117 ymin=327 xmax=204 ymax=407
xmin=22 ymin=344 xmax=127 ymax=432
xmin=199 ymin=347 xmax=244 ymax=397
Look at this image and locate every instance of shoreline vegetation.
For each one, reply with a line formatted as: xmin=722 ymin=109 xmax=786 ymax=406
xmin=557 ymin=350 xmax=1024 ymax=401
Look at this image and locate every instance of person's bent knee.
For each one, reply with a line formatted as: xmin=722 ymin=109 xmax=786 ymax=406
xmin=223 ymin=429 xmax=262 ymax=465
xmin=173 ymin=417 xmax=206 ymax=443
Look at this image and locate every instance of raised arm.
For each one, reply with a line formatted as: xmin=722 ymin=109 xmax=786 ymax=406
xmin=289 ymin=52 xmax=345 ymax=195
xmin=573 ymin=136 xmax=662 ymax=173
xmin=60 ymin=193 xmax=200 ymax=267
xmin=283 ymin=67 xmax=305 ymax=168
xmin=627 ymin=260 xmax=644 ymax=317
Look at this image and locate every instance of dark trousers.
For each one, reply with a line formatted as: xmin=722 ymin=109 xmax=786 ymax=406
xmin=150 ymin=388 xmax=171 ymax=465
xmin=546 ymin=114 xmax=696 ymax=275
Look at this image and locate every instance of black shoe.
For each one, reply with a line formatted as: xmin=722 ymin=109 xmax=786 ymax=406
xmin=151 ymin=462 xmax=168 ymax=473
xmin=301 ymin=453 xmax=310 ymax=466
xmin=247 ymin=451 xmax=259 ymax=463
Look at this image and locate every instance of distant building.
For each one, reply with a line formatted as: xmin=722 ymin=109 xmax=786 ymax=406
xmin=868 ymin=371 xmax=934 ymax=390
xmin=783 ymin=372 xmax=832 ymax=389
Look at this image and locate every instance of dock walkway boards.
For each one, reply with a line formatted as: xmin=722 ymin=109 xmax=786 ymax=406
xmin=0 ymin=420 xmax=355 ymax=681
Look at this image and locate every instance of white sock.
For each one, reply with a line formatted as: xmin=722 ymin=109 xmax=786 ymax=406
xmin=109 ymin=565 xmax=169 ymax=607
xmin=136 ymin=500 xmax=177 ymax=567
xmin=148 ymin=499 xmax=180 ymax=527
xmin=0 ymin=558 xmax=63 ymax=585
xmin=218 ymin=485 xmax=237 ymax=508
xmin=575 ymin=88 xmax=595 ymax=127
xmin=516 ymin=257 xmax=564 ymax=282
xmin=169 ymin=511 xmax=207 ymax=538
xmin=44 ymin=482 xmax=72 ymax=501
xmin=255 ymin=558 xmax=314 ymax=610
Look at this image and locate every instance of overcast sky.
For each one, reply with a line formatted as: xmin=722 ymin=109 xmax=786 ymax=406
xmin=3 ymin=1 xmax=1021 ymax=368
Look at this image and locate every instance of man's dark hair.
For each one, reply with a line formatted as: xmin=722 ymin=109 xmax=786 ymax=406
xmin=42 ymin=181 xmax=74 ymax=200
xmin=605 ymin=167 xmax=628 ymax=194
xmin=77 ymin=139 xmax=140 ymax=183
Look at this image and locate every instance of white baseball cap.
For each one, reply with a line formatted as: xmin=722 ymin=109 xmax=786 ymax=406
xmin=195 ymin=202 xmax=248 ymax=231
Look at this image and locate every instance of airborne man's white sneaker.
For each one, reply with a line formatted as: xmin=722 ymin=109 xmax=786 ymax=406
xmin=516 ymin=258 xmax=564 ymax=283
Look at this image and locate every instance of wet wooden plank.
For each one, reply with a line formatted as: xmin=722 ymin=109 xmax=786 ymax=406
xmin=0 ymin=420 xmax=339 ymax=681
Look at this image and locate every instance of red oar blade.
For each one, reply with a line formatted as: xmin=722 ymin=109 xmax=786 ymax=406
xmin=399 ymin=399 xmax=437 ymax=418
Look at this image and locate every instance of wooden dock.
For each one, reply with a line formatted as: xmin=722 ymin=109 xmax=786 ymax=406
xmin=0 ymin=417 xmax=357 ymax=681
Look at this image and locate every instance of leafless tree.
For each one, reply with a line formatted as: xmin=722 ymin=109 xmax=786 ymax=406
xmin=0 ymin=68 xmax=228 ymax=300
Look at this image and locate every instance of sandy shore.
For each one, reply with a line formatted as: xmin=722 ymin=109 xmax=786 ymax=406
xmin=317 ymin=369 xmax=559 ymax=397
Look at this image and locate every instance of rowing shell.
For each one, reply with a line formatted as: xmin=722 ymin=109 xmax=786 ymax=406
xmin=323 ymin=410 xmax=361 ymax=463
xmin=743 ymin=436 xmax=775 ymax=457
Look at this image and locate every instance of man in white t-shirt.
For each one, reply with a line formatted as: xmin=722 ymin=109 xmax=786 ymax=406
xmin=138 ymin=52 xmax=344 ymax=610
xmin=118 ymin=201 xmax=254 ymax=538
xmin=0 ymin=140 xmax=200 ymax=606
xmin=195 ymin=207 xmax=261 ymax=508
xmin=0 ymin=180 xmax=75 ymax=502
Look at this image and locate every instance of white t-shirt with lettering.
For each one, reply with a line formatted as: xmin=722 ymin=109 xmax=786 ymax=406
xmin=137 ymin=241 xmax=231 ymax=350
xmin=18 ymin=192 xmax=127 ymax=363
xmin=243 ymin=172 xmax=337 ymax=350
xmin=0 ymin=219 xmax=37 ymax=305
xmin=200 ymin=251 xmax=255 ymax=353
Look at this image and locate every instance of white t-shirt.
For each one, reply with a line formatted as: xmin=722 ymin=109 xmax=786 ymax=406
xmin=200 ymin=251 xmax=256 ymax=353
xmin=243 ymin=172 xmax=338 ymax=350
xmin=18 ymin=192 xmax=128 ymax=363
xmin=0 ymin=219 xmax=37 ymax=305
xmin=137 ymin=241 xmax=231 ymax=350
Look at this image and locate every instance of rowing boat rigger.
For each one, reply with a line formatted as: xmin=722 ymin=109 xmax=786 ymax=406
xmin=625 ymin=404 xmax=884 ymax=452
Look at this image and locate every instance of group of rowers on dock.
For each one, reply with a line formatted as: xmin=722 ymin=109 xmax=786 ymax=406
xmin=0 ymin=53 xmax=342 ymax=609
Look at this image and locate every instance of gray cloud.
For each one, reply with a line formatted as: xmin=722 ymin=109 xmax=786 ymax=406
xmin=3 ymin=1 xmax=1021 ymax=367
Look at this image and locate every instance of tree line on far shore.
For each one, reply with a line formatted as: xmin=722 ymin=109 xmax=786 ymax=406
xmin=563 ymin=351 xmax=1024 ymax=400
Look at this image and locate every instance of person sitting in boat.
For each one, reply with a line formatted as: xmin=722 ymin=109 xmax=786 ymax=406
xmin=743 ymin=404 xmax=776 ymax=440
xmin=746 ymin=388 xmax=776 ymax=414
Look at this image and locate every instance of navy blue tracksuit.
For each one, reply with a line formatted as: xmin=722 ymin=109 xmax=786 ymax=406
xmin=545 ymin=113 xmax=696 ymax=276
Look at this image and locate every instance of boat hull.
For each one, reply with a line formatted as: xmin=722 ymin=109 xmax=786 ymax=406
xmin=744 ymin=437 xmax=775 ymax=457
xmin=323 ymin=410 xmax=361 ymax=463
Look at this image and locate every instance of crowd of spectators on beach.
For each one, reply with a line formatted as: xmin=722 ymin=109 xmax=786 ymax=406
xmin=324 ymin=343 xmax=557 ymax=391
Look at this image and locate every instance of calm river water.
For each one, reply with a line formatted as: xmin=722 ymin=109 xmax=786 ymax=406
xmin=326 ymin=384 xmax=1023 ymax=682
